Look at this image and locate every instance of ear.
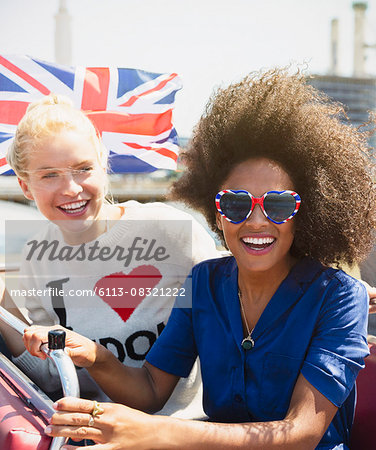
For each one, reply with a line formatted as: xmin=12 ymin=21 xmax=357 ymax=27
xmin=18 ymin=178 xmax=34 ymax=201
xmin=215 ymin=211 xmax=223 ymax=231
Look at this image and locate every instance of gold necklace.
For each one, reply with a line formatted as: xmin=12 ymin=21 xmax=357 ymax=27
xmin=238 ymin=289 xmax=255 ymax=350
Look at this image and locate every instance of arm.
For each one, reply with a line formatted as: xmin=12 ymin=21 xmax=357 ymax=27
xmin=0 ymin=284 xmax=85 ymax=393
xmin=46 ymin=372 xmax=337 ymax=449
xmin=1 ymin=274 xmax=74 ymax=392
xmin=161 ymin=373 xmax=337 ymax=449
xmin=23 ymin=325 xmax=180 ymax=413
xmin=0 ymin=249 xmax=55 ymax=358
xmin=0 ymin=281 xmax=29 ymax=356
xmin=8 ymin=248 xmax=83 ymax=392
xmin=87 ymin=346 xmax=180 ymax=412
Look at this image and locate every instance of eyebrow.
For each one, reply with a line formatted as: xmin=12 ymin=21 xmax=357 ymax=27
xmin=32 ymin=160 xmax=95 ymax=171
xmin=32 ymin=166 xmax=55 ymax=171
xmin=71 ymin=160 xmax=95 ymax=168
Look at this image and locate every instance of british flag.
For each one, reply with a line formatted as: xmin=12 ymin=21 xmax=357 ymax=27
xmin=0 ymin=55 xmax=183 ymax=174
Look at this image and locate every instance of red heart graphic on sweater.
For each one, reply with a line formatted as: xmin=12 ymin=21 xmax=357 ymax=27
xmin=94 ymin=265 xmax=162 ymax=322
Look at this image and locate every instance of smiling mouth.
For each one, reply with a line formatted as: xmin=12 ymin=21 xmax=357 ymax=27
xmin=241 ymin=236 xmax=276 ymax=251
xmin=58 ymin=200 xmax=89 ymax=214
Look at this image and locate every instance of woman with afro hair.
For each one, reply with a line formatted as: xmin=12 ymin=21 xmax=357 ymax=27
xmin=24 ymin=69 xmax=375 ymax=449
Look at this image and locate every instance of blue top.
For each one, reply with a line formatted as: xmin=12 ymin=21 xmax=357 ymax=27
xmin=146 ymin=257 xmax=369 ymax=449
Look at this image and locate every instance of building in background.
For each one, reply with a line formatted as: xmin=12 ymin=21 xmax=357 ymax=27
xmin=55 ymin=0 xmax=72 ymax=66
xmin=308 ymin=74 xmax=376 ymax=149
xmin=308 ymin=2 xmax=376 ymax=152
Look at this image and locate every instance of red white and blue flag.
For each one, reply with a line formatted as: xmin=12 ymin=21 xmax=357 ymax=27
xmin=0 ymin=55 xmax=182 ymax=174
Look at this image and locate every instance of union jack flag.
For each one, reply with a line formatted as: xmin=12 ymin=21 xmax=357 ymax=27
xmin=0 ymin=55 xmax=183 ymax=174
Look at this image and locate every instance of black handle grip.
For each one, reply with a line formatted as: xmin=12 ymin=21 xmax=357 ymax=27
xmin=48 ymin=329 xmax=66 ymax=350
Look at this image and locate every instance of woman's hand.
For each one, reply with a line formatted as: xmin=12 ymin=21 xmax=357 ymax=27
xmin=45 ymin=397 xmax=163 ymax=449
xmin=361 ymin=281 xmax=376 ymax=314
xmin=23 ymin=325 xmax=100 ymax=368
xmin=368 ymin=286 xmax=376 ymax=314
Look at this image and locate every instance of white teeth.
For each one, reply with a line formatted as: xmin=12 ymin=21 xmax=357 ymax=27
xmin=242 ymin=237 xmax=275 ymax=245
xmin=60 ymin=200 xmax=87 ymax=210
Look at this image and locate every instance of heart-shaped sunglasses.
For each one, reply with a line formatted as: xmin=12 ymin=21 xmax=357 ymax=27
xmin=215 ymin=190 xmax=301 ymax=224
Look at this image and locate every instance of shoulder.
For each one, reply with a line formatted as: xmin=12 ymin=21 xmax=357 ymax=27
xmin=330 ymin=269 xmax=368 ymax=307
xmin=24 ymin=220 xmax=57 ymax=240
xmin=323 ymin=267 xmax=367 ymax=300
xmin=312 ymin=266 xmax=369 ymax=331
xmin=287 ymin=258 xmax=368 ymax=323
xmin=20 ymin=222 xmax=60 ymax=273
xmin=120 ymin=201 xmax=219 ymax=260
xmin=120 ymin=200 xmax=197 ymax=221
xmin=294 ymin=258 xmax=367 ymax=299
xmin=21 ymin=222 xmax=59 ymax=254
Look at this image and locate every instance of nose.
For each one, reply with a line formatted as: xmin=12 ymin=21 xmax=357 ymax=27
xmin=59 ymin=172 xmax=83 ymax=196
xmin=244 ymin=203 xmax=268 ymax=228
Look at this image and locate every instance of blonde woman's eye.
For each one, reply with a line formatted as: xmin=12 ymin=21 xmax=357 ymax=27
xmin=42 ymin=172 xmax=58 ymax=179
xmin=71 ymin=167 xmax=93 ymax=176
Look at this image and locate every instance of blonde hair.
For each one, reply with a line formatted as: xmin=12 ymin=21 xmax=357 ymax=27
xmin=7 ymin=94 xmax=108 ymax=179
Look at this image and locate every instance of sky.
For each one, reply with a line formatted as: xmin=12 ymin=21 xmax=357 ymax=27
xmin=0 ymin=0 xmax=376 ymax=136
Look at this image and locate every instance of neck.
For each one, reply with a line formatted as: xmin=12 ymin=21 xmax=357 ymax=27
xmin=60 ymin=220 xmax=106 ymax=245
xmin=238 ymin=254 xmax=296 ymax=306
xmin=60 ymin=204 xmax=122 ymax=245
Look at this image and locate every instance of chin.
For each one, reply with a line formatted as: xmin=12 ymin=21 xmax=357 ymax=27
xmin=238 ymin=252 xmax=289 ymax=274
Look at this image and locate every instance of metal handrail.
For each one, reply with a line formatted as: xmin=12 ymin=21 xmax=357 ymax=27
xmin=0 ymin=306 xmax=80 ymax=449
xmin=0 ymin=263 xmax=20 ymax=273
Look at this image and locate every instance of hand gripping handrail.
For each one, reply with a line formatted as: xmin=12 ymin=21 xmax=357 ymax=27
xmin=0 ymin=306 xmax=80 ymax=449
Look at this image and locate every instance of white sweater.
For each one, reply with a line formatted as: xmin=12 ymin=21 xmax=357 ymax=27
xmin=13 ymin=201 xmax=220 ymax=418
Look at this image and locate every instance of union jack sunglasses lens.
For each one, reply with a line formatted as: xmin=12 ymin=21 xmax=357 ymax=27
xmin=263 ymin=193 xmax=298 ymax=223
xmin=216 ymin=190 xmax=301 ymax=224
xmin=218 ymin=192 xmax=252 ymax=223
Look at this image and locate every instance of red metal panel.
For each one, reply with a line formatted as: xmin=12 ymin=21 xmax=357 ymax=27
xmin=0 ymin=370 xmax=52 ymax=449
xmin=0 ymin=355 xmax=53 ymax=450
xmin=350 ymin=342 xmax=376 ymax=450
xmin=0 ymin=372 xmax=51 ymax=449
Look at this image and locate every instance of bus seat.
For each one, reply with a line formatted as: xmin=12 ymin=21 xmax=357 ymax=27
xmin=350 ymin=340 xmax=376 ymax=450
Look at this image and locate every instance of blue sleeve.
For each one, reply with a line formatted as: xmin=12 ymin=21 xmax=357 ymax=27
xmin=301 ymin=275 xmax=369 ymax=407
xmin=146 ymin=276 xmax=198 ymax=378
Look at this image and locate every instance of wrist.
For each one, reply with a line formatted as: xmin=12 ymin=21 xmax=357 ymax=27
xmin=90 ymin=342 xmax=113 ymax=370
xmin=151 ymin=415 xmax=178 ymax=449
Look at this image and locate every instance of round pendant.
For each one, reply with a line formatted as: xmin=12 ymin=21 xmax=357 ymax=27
xmin=241 ymin=336 xmax=254 ymax=350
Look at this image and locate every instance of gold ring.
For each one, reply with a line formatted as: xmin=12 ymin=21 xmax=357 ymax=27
xmin=88 ymin=415 xmax=95 ymax=427
xmin=92 ymin=400 xmax=104 ymax=417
